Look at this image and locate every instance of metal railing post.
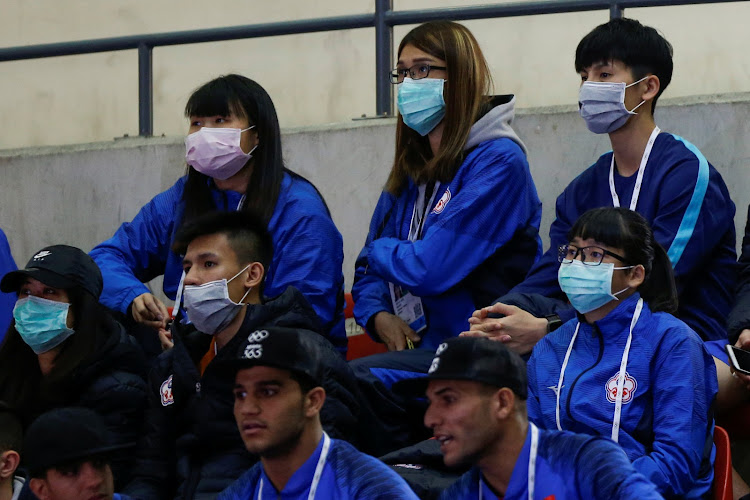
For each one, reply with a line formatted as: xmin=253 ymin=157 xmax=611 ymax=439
xmin=138 ymin=42 xmax=153 ymax=136
xmin=375 ymin=0 xmax=393 ymax=116
xmin=610 ymin=2 xmax=624 ymax=18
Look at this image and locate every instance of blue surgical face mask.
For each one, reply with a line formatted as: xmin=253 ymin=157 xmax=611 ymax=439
xmin=13 ymin=296 xmax=75 ymax=354
xmin=558 ymin=260 xmax=632 ymax=314
xmin=182 ymin=264 xmax=252 ymax=335
xmin=397 ymin=77 xmax=446 ymax=136
xmin=578 ymin=76 xmax=648 ymax=134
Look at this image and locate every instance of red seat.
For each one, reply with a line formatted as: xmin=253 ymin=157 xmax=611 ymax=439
xmin=344 ymin=293 xmax=387 ymax=361
xmin=713 ymin=425 xmax=733 ymax=500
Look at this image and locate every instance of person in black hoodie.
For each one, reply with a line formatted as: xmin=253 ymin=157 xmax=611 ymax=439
xmin=124 ymin=211 xmax=361 ymax=500
xmin=0 ymin=245 xmax=148 ymax=490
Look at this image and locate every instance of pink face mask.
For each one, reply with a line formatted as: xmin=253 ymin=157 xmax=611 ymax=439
xmin=185 ymin=126 xmax=256 ymax=180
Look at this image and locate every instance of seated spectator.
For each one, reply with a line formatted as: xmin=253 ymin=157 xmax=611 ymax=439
xmin=526 ymin=207 xmax=716 ymax=498
xmin=21 ymin=407 xmax=133 ymax=500
xmin=125 ymin=211 xmax=362 ymax=499
xmin=218 ymin=326 xmax=418 ymax=499
xmin=90 ymin=74 xmax=346 ymax=356
xmin=394 ymin=337 xmax=661 ymax=499
xmin=0 ymin=246 xmax=147 ymax=489
xmin=353 ymin=20 xmax=541 ymax=352
xmin=0 ymin=229 xmax=17 ymax=344
xmin=468 ymin=18 xmax=735 ymax=351
xmin=0 ymin=401 xmax=24 ymax=500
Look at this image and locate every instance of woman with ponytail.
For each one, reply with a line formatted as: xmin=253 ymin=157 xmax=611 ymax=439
xmin=526 ymin=207 xmax=717 ymax=499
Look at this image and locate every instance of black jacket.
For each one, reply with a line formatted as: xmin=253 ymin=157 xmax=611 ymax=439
xmin=124 ymin=287 xmax=362 ymax=500
xmin=728 ymin=205 xmax=750 ymax=344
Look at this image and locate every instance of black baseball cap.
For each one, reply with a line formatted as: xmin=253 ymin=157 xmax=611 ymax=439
xmin=0 ymin=245 xmax=103 ymax=299
xmin=22 ymin=407 xmax=132 ymax=477
xmin=223 ymin=326 xmax=325 ymax=386
xmin=393 ymin=337 xmax=528 ymax=399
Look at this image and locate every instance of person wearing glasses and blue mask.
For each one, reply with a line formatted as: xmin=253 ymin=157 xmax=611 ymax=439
xmin=90 ymin=75 xmax=346 ymax=357
xmin=468 ymin=18 xmax=735 ymax=353
xmin=353 ymin=20 xmax=542 ymax=355
xmin=527 ymin=207 xmax=717 ymax=498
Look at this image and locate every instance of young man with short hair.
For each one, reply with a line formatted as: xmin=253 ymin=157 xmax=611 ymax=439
xmin=396 ymin=337 xmax=661 ymax=499
xmin=469 ymin=18 xmax=736 ymax=349
xmin=218 ymin=326 xmax=418 ymax=499
xmin=22 ymin=407 xmax=132 ymax=500
xmin=0 ymin=402 xmax=23 ymax=500
xmin=125 ymin=211 xmax=361 ymax=499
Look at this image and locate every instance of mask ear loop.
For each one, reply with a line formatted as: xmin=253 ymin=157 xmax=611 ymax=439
xmin=228 ymin=264 xmax=254 ymax=305
xmin=624 ymin=76 xmax=650 ymax=114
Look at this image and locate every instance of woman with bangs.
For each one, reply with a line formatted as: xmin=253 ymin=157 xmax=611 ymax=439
xmin=353 ymin=20 xmax=542 ymax=352
xmin=527 ymin=207 xmax=717 ymax=498
xmin=90 ymin=75 xmax=346 ymax=354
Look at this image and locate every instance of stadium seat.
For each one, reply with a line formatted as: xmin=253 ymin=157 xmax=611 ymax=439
xmin=345 ymin=293 xmax=387 ymax=361
xmin=714 ymin=425 xmax=733 ymax=500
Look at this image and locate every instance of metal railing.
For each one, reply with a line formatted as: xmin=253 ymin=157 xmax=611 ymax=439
xmin=0 ymin=0 xmax=742 ymax=136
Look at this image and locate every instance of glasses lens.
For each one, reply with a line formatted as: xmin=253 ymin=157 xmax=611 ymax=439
xmin=413 ymin=64 xmax=430 ymax=80
xmin=558 ymin=245 xmax=573 ymax=263
xmin=581 ymin=247 xmax=606 ymax=266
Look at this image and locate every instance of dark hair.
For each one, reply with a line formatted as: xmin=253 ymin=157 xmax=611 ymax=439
xmin=182 ymin=74 xmax=286 ymax=224
xmin=567 ymin=207 xmax=678 ymax=313
xmin=172 ymin=211 xmax=273 ymax=271
xmin=575 ymin=18 xmax=673 ymax=112
xmin=289 ymin=370 xmax=318 ymax=395
xmin=0 ymin=286 xmax=119 ymax=420
xmin=387 ymin=21 xmax=492 ymax=194
xmin=0 ymin=401 xmax=22 ymax=453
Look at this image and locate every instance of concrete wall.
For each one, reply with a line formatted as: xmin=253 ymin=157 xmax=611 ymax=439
xmin=2 ymin=1 xmax=750 ymax=149
xmin=1 ymin=93 xmax=748 ymax=302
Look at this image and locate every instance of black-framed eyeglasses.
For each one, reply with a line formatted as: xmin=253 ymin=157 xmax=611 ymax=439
xmin=390 ymin=63 xmax=447 ymax=84
xmin=557 ymin=244 xmax=628 ymax=266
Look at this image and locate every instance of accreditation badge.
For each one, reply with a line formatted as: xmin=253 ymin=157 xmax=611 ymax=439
xmin=389 ymin=282 xmax=427 ymax=336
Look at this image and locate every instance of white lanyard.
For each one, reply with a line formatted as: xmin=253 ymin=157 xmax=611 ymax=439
xmin=478 ymin=423 xmax=538 ymax=500
xmin=172 ymin=270 xmax=186 ymax=318
xmin=237 ymin=194 xmax=246 ymax=211
xmin=609 ymin=126 xmax=660 ymax=210
xmin=408 ymin=181 xmax=440 ymax=242
xmin=258 ymin=432 xmax=331 ymax=500
xmin=555 ymin=298 xmax=643 ymax=442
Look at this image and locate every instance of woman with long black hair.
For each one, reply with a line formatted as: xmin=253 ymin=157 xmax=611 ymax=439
xmin=91 ymin=75 xmax=346 ymax=353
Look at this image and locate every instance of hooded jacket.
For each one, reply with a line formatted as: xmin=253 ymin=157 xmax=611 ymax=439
xmin=527 ymin=294 xmax=717 ymax=499
xmin=0 ymin=228 xmax=16 ymax=342
xmin=440 ymin=427 xmax=663 ymax=500
xmin=353 ymin=95 xmax=542 ymax=349
xmin=124 ymin=287 xmax=362 ymax=500
xmin=727 ymin=204 xmax=750 ymax=345
xmin=90 ymin=172 xmax=347 ymax=352
xmin=504 ymin=132 xmax=736 ymax=341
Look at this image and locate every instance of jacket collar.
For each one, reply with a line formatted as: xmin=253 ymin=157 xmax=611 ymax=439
xmin=578 ymin=293 xmax=648 ymax=339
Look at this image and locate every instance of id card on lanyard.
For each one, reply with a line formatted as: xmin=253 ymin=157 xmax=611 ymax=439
xmin=388 ymin=182 xmax=440 ymax=339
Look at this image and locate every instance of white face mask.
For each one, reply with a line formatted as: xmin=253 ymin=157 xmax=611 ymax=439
xmin=184 ymin=126 xmax=257 ymax=180
xmin=578 ymin=76 xmax=648 ymax=134
xmin=182 ymin=264 xmax=252 ymax=335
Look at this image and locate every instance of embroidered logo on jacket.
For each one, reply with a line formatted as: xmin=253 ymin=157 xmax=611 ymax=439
xmin=160 ymin=374 xmax=174 ymax=407
xmin=430 ymin=188 xmax=452 ymax=214
xmin=605 ymin=371 xmax=637 ymax=404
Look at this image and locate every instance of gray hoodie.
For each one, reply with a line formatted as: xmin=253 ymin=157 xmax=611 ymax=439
xmin=465 ymin=94 xmax=528 ymax=155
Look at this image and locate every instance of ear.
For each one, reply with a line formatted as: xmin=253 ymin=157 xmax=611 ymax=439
xmin=492 ymin=388 xmax=516 ymax=420
xmin=29 ymin=478 xmax=51 ymax=500
xmin=304 ymin=387 xmax=326 ymax=417
xmin=0 ymin=450 xmax=20 ymax=479
xmin=640 ymin=75 xmax=660 ymax=103
xmin=243 ymin=262 xmax=265 ymax=290
xmin=626 ymin=264 xmax=646 ymax=289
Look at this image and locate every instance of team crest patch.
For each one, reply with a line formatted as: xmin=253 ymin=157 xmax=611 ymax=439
xmin=605 ymin=371 xmax=637 ymax=404
xmin=160 ymin=374 xmax=174 ymax=407
xmin=430 ymin=188 xmax=451 ymax=214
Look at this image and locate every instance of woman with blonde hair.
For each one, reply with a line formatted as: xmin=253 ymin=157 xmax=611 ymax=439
xmin=353 ymin=20 xmax=542 ymax=352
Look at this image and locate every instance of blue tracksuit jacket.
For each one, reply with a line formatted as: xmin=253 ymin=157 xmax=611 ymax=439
xmin=353 ymin=136 xmax=542 ymax=350
xmin=527 ymin=293 xmax=717 ymax=499
xmin=217 ymin=435 xmax=418 ymax=499
xmin=506 ymin=132 xmax=736 ymax=341
xmin=440 ymin=427 xmax=663 ymax=500
xmin=0 ymin=228 xmax=17 ymax=343
xmin=90 ymin=172 xmax=346 ymax=350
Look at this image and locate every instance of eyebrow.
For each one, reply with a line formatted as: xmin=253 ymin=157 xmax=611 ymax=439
xmin=396 ymin=56 xmax=435 ymax=66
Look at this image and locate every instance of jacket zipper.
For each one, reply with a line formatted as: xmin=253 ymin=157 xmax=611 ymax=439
xmin=565 ymin=324 xmax=604 ymax=423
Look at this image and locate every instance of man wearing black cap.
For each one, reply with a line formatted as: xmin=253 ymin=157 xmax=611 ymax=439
xmin=396 ymin=337 xmax=662 ymax=499
xmin=218 ymin=326 xmax=418 ymax=499
xmin=22 ymin=407 xmax=133 ymax=500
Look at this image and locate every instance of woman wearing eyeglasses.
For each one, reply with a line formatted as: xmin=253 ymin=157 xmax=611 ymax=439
xmin=352 ymin=20 xmax=542 ymax=352
xmin=526 ymin=207 xmax=717 ymax=499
